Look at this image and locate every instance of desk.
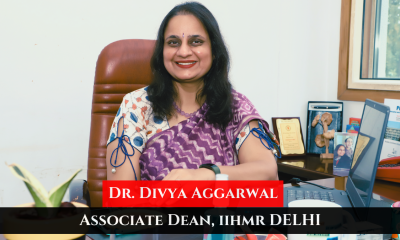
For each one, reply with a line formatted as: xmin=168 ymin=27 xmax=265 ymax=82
xmin=2 ymin=156 xmax=397 ymax=240
xmin=2 ymin=175 xmax=394 ymax=240
xmin=84 ymin=177 xmax=398 ymax=240
xmin=277 ymin=155 xmax=334 ymax=182
xmin=278 ymin=155 xmax=400 ymax=202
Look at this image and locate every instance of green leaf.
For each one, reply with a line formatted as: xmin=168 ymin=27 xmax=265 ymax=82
xmin=48 ymin=169 xmax=82 ymax=207
xmin=8 ymin=163 xmax=52 ymax=207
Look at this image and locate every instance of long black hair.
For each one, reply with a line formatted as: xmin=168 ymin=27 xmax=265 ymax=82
xmin=147 ymin=2 xmax=233 ymax=129
xmin=333 ymin=144 xmax=345 ymax=159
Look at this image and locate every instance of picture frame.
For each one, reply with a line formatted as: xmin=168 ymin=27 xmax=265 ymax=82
xmin=272 ymin=117 xmax=306 ymax=158
xmin=333 ymin=132 xmax=358 ymax=177
xmin=306 ymin=101 xmax=343 ymax=155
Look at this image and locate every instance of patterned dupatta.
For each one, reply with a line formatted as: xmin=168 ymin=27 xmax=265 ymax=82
xmin=139 ymin=90 xmax=278 ymax=180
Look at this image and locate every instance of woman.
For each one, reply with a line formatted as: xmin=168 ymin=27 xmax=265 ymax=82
xmin=333 ymin=144 xmax=352 ymax=169
xmin=344 ymin=137 xmax=353 ymax=159
xmin=105 ymin=2 xmax=279 ymax=181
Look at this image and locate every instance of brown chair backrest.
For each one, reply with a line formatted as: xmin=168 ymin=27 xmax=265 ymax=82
xmin=88 ymin=39 xmax=155 ymax=207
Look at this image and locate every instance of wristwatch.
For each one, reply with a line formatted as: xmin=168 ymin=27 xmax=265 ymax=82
xmin=199 ymin=164 xmax=221 ymax=175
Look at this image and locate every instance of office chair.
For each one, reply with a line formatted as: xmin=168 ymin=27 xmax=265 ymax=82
xmin=70 ymin=39 xmax=155 ymax=207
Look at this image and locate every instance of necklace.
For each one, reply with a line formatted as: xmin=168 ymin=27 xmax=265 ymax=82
xmin=173 ymin=101 xmax=199 ymax=118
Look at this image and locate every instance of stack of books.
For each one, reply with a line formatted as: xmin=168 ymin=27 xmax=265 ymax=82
xmin=346 ymin=117 xmax=360 ymax=133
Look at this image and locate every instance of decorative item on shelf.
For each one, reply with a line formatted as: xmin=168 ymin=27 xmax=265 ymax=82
xmin=306 ymin=102 xmax=343 ymax=156
xmin=4 ymin=164 xmax=88 ymax=240
xmin=271 ymin=117 xmax=305 ymax=158
xmin=312 ymin=112 xmax=335 ymax=159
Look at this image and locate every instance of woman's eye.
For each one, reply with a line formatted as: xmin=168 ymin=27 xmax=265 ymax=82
xmin=191 ymin=40 xmax=203 ymax=45
xmin=167 ymin=41 xmax=179 ymax=46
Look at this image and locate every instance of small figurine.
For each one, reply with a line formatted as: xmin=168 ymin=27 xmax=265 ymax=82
xmin=312 ymin=112 xmax=335 ymax=159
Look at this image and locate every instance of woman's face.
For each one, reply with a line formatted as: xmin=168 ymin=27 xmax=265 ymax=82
xmin=345 ymin=138 xmax=353 ymax=148
xmin=337 ymin=146 xmax=345 ymax=157
xmin=163 ymin=14 xmax=213 ymax=82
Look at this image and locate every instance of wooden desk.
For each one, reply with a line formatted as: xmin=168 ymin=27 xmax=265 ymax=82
xmin=278 ymin=155 xmax=400 ymax=202
xmin=277 ymin=155 xmax=333 ymax=182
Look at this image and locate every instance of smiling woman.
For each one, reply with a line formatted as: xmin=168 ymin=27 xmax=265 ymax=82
xmin=105 ymin=2 xmax=281 ymax=181
xmin=333 ymin=144 xmax=351 ymax=169
xmin=163 ymin=14 xmax=213 ymax=83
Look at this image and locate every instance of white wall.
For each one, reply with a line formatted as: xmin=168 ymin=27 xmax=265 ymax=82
xmin=0 ymin=0 xmax=364 ymax=207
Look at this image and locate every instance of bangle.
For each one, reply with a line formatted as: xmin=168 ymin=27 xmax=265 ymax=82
xmin=199 ymin=164 xmax=221 ymax=175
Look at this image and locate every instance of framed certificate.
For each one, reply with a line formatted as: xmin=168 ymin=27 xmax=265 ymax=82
xmin=272 ymin=117 xmax=306 ymax=158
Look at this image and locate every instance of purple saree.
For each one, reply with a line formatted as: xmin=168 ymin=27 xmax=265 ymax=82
xmin=139 ymin=90 xmax=278 ymax=180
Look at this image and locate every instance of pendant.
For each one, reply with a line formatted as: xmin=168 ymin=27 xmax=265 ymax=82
xmin=112 ymin=167 xmax=116 ymax=174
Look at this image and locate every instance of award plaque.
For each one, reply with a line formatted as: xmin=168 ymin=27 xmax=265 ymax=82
xmin=272 ymin=117 xmax=306 ymax=157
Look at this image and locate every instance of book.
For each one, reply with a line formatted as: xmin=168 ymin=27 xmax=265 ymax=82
xmin=379 ymin=99 xmax=400 ymax=161
xmin=349 ymin=117 xmax=361 ymax=126
xmin=346 ymin=124 xmax=360 ymax=133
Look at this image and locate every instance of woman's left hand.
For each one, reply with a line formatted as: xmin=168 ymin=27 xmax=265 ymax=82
xmin=162 ymin=168 xmax=216 ymax=180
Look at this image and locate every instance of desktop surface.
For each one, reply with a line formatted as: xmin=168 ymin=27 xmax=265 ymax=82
xmin=278 ymin=156 xmax=400 ymax=202
xmin=277 ymin=154 xmax=333 ymax=177
xmin=1 ymin=174 xmax=396 ymax=240
xmin=81 ymin=177 xmax=396 ymax=240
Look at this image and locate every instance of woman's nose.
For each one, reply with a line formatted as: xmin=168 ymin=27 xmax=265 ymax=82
xmin=177 ymin=42 xmax=192 ymax=58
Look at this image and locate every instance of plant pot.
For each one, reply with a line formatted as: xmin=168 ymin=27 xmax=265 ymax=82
xmin=3 ymin=202 xmax=89 ymax=240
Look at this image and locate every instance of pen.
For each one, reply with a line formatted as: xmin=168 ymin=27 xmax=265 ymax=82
xmin=312 ymin=106 xmax=340 ymax=109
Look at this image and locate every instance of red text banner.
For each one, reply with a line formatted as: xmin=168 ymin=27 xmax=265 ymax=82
xmin=103 ymin=180 xmax=283 ymax=207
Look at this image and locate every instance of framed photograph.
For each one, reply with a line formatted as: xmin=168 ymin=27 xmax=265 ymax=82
xmin=306 ymin=101 xmax=343 ymax=155
xmin=272 ymin=117 xmax=306 ymax=158
xmin=333 ymin=132 xmax=358 ymax=176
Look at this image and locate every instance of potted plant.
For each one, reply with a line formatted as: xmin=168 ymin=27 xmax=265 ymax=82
xmin=3 ymin=163 xmax=89 ymax=240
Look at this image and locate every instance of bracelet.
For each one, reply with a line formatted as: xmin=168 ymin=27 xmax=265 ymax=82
xmin=199 ymin=164 xmax=221 ymax=175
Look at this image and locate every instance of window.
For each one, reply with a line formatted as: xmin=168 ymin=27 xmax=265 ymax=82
xmin=361 ymin=0 xmax=400 ymax=79
xmin=338 ymin=0 xmax=400 ymax=102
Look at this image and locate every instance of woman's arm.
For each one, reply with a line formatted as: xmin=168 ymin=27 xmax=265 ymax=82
xmin=106 ymin=118 xmax=141 ymax=180
xmin=163 ymin=120 xmax=278 ymax=180
xmin=219 ymin=120 xmax=278 ymax=180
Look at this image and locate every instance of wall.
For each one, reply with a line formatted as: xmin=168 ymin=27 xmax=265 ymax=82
xmin=0 ymin=0 xmax=363 ymax=207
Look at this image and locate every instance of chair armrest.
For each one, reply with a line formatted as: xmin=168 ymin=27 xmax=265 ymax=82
xmin=69 ymin=179 xmax=91 ymax=207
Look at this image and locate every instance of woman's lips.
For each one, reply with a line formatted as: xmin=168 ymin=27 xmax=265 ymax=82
xmin=175 ymin=61 xmax=197 ymax=68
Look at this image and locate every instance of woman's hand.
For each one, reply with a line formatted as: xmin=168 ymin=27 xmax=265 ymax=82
xmin=163 ymin=168 xmax=216 ymax=180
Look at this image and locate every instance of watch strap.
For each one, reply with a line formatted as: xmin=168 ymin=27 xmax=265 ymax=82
xmin=199 ymin=164 xmax=221 ymax=175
